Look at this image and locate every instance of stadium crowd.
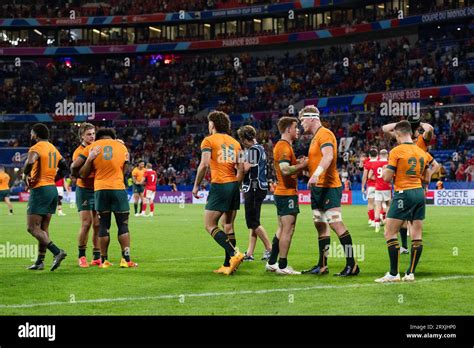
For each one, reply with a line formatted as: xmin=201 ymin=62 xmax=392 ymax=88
xmin=2 ymin=105 xmax=473 ymax=190
xmin=1 ymin=23 xmax=472 ymax=118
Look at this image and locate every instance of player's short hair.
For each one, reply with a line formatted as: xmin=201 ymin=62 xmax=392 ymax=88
xmin=95 ymin=128 xmax=116 ymax=140
xmin=369 ymin=148 xmax=378 ymax=158
xmin=138 ymin=160 xmax=145 ymax=165
xmin=78 ymin=122 xmax=95 ymax=139
xmin=208 ymin=111 xmax=231 ymax=134
xmin=379 ymin=149 xmax=388 ymax=157
xmin=32 ymin=123 xmax=49 ymax=140
xmin=298 ymin=105 xmax=320 ymax=120
xmin=277 ymin=117 xmax=298 ymax=134
xmin=237 ymin=125 xmax=256 ymax=142
xmin=146 ymin=163 xmax=152 ymax=169
xmin=394 ymin=120 xmax=413 ymax=135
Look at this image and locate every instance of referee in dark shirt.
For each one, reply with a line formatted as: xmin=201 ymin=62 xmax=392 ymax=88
xmin=237 ymin=125 xmax=272 ymax=261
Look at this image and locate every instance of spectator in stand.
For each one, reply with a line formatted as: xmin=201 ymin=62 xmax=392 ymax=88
xmin=455 ymin=163 xmax=465 ymax=182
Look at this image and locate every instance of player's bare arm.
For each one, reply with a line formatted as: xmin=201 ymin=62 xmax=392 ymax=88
xmin=236 ymin=161 xmax=245 ymax=183
xmin=192 ymin=151 xmax=211 ymax=198
xmin=70 ymin=156 xmax=85 ymax=178
xmin=361 ymin=167 xmax=368 ymax=193
xmin=420 ymin=122 xmax=434 ymax=142
xmin=22 ymin=151 xmax=39 ymax=188
xmin=382 ymin=167 xmax=395 ymax=183
xmin=381 ymin=122 xmax=397 ymax=138
xmin=279 ymin=157 xmax=307 ymax=176
xmin=79 ymin=146 xmax=101 ymax=178
xmin=423 ymin=159 xmax=440 ymax=185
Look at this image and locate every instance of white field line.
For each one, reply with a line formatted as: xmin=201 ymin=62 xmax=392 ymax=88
xmin=1 ymin=275 xmax=473 ymax=309
xmin=154 ymin=256 xmax=223 ymax=262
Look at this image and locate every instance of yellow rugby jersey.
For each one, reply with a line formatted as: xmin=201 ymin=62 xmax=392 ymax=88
xmin=73 ymin=144 xmax=95 ymax=190
xmin=81 ymin=139 xmax=129 ymax=191
xmin=416 ymin=134 xmax=429 ymax=152
xmin=307 ymin=126 xmax=341 ymax=188
xmin=132 ymin=167 xmax=146 ymax=184
xmin=28 ymin=141 xmax=62 ymax=188
xmin=200 ymin=133 xmax=241 ymax=184
xmin=0 ymin=172 xmax=10 ymax=190
xmin=273 ymin=140 xmax=297 ymax=196
xmin=387 ymin=143 xmax=433 ymax=191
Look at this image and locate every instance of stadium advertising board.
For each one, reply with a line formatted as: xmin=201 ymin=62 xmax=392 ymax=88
xmin=192 ymin=190 xmax=209 ymax=204
xmin=296 ymin=190 xmax=352 ymax=205
xmin=0 ymin=147 xmax=28 ymax=168
xmin=127 ymin=191 xmax=193 ymax=204
xmin=421 ymin=7 xmax=474 ymax=23
xmin=432 ymin=190 xmax=474 ymax=207
xmin=155 ymin=191 xmax=193 ymax=204
xmin=18 ymin=192 xmax=30 ymax=202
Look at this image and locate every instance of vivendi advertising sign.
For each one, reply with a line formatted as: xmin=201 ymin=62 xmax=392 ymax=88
xmin=154 ymin=191 xmax=193 ymax=204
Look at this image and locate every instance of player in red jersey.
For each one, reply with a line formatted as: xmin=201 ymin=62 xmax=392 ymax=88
xmin=55 ymin=178 xmax=67 ymax=216
xmin=361 ymin=147 xmax=378 ymax=227
xmin=368 ymin=149 xmax=393 ymax=234
xmin=141 ymin=163 xmax=157 ymax=217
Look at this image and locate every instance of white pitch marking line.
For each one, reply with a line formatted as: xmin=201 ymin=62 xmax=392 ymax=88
xmin=1 ymin=275 xmax=473 ymax=309
xmin=154 ymin=256 xmax=223 ymax=262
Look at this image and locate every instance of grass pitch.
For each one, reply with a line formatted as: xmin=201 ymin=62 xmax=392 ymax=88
xmin=0 ymin=203 xmax=473 ymax=315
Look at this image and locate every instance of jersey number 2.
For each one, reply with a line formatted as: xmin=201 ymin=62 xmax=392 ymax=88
xmin=406 ymin=157 xmax=425 ymax=175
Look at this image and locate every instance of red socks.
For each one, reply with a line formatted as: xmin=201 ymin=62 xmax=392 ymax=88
xmin=368 ymin=209 xmax=375 ymax=221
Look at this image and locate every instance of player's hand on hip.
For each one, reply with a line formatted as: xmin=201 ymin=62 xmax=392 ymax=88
xmin=307 ymin=175 xmax=318 ymax=189
xmin=192 ymin=186 xmax=200 ymax=199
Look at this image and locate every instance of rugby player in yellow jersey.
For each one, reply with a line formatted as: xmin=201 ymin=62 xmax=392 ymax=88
xmin=376 ymin=121 xmax=440 ymax=283
xmin=382 ymin=114 xmax=434 ymax=251
xmin=265 ymin=117 xmax=307 ymax=275
xmin=79 ymin=128 xmax=137 ymax=269
xmin=131 ymin=161 xmax=146 ymax=216
xmin=23 ymin=123 xmax=68 ymax=271
xmin=299 ymin=106 xmax=360 ymax=277
xmin=192 ymin=111 xmax=245 ymax=276
xmin=0 ymin=166 xmax=13 ymax=215
xmin=70 ymin=123 xmax=101 ymax=267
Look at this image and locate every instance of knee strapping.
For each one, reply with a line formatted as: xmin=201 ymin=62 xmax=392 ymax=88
xmin=312 ymin=209 xmax=327 ymax=223
xmin=115 ymin=213 xmax=129 ymax=235
xmin=99 ymin=212 xmax=111 ymax=237
xmin=324 ymin=210 xmax=342 ymax=223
